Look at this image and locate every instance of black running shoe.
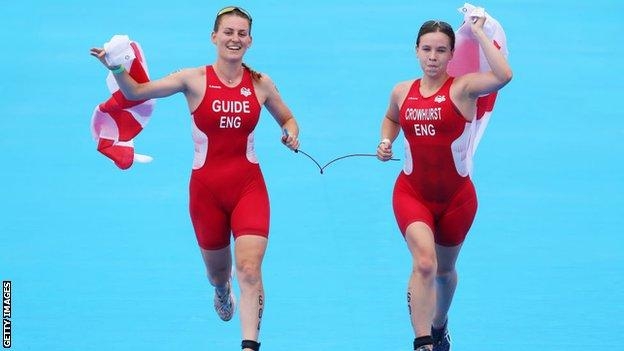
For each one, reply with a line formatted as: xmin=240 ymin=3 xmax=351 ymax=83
xmin=431 ymin=321 xmax=451 ymax=351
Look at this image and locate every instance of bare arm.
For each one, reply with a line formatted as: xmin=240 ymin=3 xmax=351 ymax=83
xmin=377 ymin=84 xmax=404 ymax=161
xmin=257 ymin=74 xmax=300 ymax=151
xmin=90 ymin=47 xmax=188 ymax=101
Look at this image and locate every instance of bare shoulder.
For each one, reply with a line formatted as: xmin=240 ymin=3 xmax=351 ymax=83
xmin=256 ymin=71 xmax=276 ymax=89
xmin=152 ymin=66 xmax=204 ymax=87
xmin=451 ymin=72 xmax=475 ymax=87
xmin=391 ymin=79 xmax=416 ymax=102
xmin=394 ymin=79 xmax=415 ymax=91
xmin=252 ymin=71 xmax=280 ymax=104
xmin=450 ymin=72 xmax=479 ymax=100
xmin=174 ymin=66 xmax=206 ymax=80
xmin=166 ymin=66 xmax=206 ymax=93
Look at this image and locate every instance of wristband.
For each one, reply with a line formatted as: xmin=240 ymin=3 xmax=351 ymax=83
xmin=110 ymin=65 xmax=125 ymax=74
xmin=379 ymin=138 xmax=391 ymax=146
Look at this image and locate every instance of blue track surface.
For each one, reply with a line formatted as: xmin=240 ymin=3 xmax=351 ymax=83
xmin=1 ymin=1 xmax=623 ymax=350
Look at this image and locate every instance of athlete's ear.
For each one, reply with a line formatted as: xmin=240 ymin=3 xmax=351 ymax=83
xmin=211 ymin=31 xmax=217 ymax=45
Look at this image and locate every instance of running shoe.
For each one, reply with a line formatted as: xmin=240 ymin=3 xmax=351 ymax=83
xmin=432 ymin=321 xmax=451 ymax=351
xmin=214 ymin=279 xmax=236 ymax=321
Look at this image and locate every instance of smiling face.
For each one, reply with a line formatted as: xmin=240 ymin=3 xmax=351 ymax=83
xmin=416 ymin=31 xmax=454 ymax=78
xmin=211 ymin=13 xmax=252 ymax=62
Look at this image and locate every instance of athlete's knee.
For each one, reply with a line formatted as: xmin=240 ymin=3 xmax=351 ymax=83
xmin=435 ymin=267 xmax=457 ymax=285
xmin=236 ymin=260 xmax=262 ymax=287
xmin=208 ymin=265 xmax=231 ymax=285
xmin=412 ymin=254 xmax=437 ymax=279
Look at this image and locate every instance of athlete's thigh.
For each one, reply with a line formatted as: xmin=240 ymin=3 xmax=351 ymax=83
xmin=392 ymin=174 xmax=435 ymax=236
xmin=436 ymin=180 xmax=478 ymax=247
xmin=189 ymin=177 xmax=231 ymax=250
xmin=231 ymin=173 xmax=270 ymax=238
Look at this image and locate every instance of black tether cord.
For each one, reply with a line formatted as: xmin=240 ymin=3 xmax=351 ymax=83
xmin=293 ymin=149 xmax=399 ymax=174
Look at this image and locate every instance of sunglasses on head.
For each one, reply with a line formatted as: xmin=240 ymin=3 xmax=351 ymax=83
xmin=217 ymin=6 xmax=253 ymax=23
xmin=422 ymin=20 xmax=452 ymax=30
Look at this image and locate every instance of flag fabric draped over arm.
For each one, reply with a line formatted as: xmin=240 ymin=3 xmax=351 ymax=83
xmin=90 ymin=35 xmax=156 ymax=170
xmin=447 ymin=3 xmax=509 ymax=176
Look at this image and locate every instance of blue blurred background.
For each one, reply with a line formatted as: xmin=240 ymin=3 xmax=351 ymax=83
xmin=1 ymin=1 xmax=623 ymax=350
